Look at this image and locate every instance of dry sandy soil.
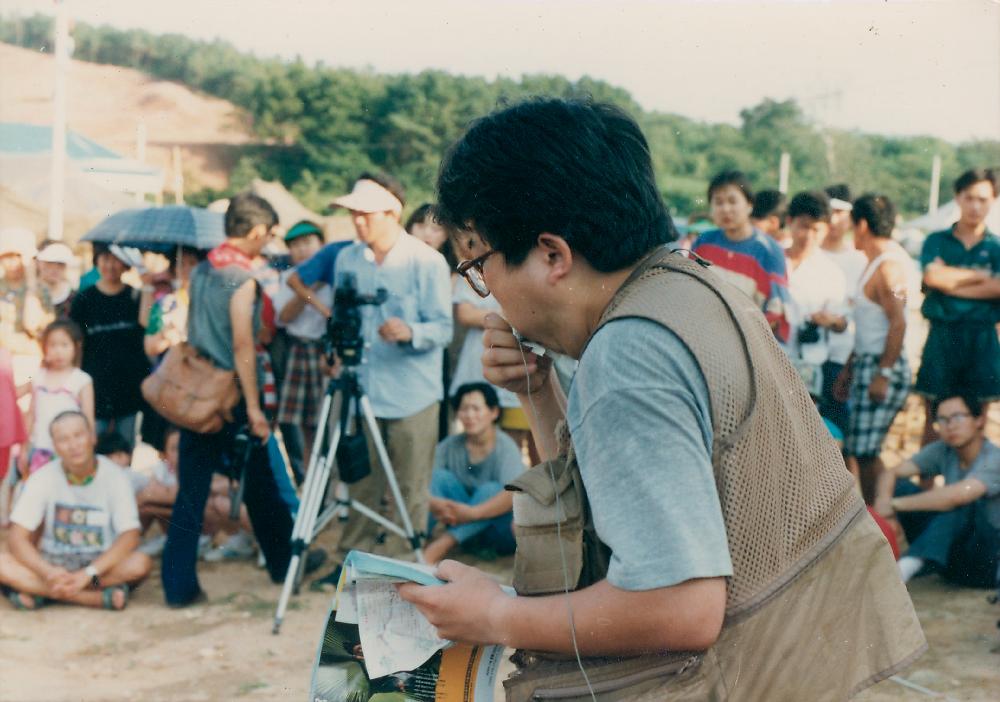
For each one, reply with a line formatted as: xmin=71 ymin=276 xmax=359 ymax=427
xmin=0 ymin=527 xmax=997 ymax=702
xmin=1 ymin=364 xmax=999 ymax=701
xmin=0 ymin=42 xmax=254 ymax=193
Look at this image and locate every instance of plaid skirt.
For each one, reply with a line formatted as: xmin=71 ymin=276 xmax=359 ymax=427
xmin=844 ymin=354 xmax=911 ymax=458
xmin=276 ymin=338 xmax=325 ymax=431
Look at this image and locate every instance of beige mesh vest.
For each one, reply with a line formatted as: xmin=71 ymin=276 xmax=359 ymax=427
xmin=503 ymin=248 xmax=925 ymax=701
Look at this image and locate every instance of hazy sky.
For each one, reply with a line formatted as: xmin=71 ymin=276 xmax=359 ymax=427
xmin=4 ymin=0 xmax=999 ymax=142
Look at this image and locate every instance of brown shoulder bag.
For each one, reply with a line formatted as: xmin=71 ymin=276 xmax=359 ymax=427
xmin=141 ymin=342 xmax=240 ymax=434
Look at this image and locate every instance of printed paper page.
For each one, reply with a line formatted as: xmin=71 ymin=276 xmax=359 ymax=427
xmin=355 ymin=579 xmax=448 ymax=678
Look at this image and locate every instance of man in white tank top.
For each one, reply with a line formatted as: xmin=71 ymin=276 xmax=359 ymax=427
xmin=835 ymin=194 xmax=912 ymax=504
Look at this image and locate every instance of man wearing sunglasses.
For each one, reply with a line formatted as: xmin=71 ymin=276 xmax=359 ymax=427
xmin=875 ymin=393 xmax=1000 ymax=588
xmin=398 ymin=98 xmax=923 ymax=700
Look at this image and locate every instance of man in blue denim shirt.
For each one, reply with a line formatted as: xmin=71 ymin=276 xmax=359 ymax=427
xmin=292 ymin=173 xmax=453 ymax=563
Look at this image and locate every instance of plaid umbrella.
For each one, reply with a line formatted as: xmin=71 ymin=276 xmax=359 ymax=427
xmin=82 ymin=205 xmax=225 ymax=253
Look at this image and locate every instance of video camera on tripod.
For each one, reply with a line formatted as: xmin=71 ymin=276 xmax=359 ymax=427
xmin=324 ymin=272 xmax=387 ymax=366
xmin=273 ymin=270 xmax=426 ymax=634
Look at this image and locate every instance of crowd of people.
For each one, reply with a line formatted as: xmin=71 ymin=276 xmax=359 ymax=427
xmin=0 ymin=132 xmax=996 ymax=623
xmin=685 ymin=167 xmax=999 ymax=587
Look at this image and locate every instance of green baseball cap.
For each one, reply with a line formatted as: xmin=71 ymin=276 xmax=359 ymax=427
xmin=284 ymin=220 xmax=324 ymax=243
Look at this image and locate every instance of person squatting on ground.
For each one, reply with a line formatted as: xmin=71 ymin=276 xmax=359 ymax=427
xmin=423 ymin=383 xmax=520 ymax=564
xmin=0 ymin=410 xmax=151 ymax=611
xmin=398 ymin=98 xmax=924 ymax=700
xmin=160 ymin=194 xmax=296 ymax=607
xmin=289 ymin=173 xmax=453 ymax=566
xmin=835 ymin=194 xmax=913 ymax=505
xmin=914 ymin=168 xmax=1000 ymax=445
xmin=875 ymin=393 xmax=1000 ymax=588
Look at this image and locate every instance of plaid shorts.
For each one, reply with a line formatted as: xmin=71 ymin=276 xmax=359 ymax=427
xmin=276 ymin=338 xmax=325 ymax=431
xmin=844 ymin=354 xmax=911 ymax=458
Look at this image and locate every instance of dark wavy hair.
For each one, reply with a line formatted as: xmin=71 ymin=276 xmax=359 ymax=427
xmin=436 ymin=98 xmax=676 ymax=272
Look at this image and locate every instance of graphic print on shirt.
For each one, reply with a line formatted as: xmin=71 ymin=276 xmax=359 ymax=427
xmin=52 ymin=502 xmax=107 ymax=552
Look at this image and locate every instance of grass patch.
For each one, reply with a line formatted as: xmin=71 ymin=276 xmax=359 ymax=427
xmin=237 ymin=681 xmax=268 ymax=696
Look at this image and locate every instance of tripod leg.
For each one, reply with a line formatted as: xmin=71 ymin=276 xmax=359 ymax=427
xmin=273 ymin=388 xmax=342 ymax=635
xmin=357 ymin=395 xmax=426 ymax=564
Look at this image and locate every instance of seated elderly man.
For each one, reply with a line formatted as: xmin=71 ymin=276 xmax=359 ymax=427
xmin=0 ymin=410 xmax=151 ymax=610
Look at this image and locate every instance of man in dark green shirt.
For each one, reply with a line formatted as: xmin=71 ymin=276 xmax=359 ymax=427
xmin=915 ymin=168 xmax=1000 ymax=443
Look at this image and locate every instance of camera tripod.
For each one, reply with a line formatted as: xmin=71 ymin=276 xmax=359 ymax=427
xmin=271 ymin=363 xmax=425 ymax=635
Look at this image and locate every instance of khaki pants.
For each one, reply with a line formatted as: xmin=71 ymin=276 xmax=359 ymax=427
xmin=336 ymin=402 xmax=439 ymax=559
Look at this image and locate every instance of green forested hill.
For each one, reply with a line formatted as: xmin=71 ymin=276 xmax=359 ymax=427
xmin=2 ymin=13 xmax=997 ymax=217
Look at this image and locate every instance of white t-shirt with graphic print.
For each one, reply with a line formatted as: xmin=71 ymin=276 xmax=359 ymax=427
xmin=10 ymin=455 xmax=140 ymax=561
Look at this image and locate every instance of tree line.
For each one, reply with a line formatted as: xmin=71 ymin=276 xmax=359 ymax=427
xmin=2 ymin=13 xmax=997 ymax=219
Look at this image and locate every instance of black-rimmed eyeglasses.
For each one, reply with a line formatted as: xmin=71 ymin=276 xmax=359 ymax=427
xmin=456 ymin=249 xmax=498 ymax=298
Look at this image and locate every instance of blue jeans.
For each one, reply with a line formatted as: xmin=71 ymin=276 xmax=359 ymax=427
xmin=162 ymin=407 xmax=294 ymax=605
xmin=428 ymin=470 xmax=515 ymax=555
xmin=895 ymin=480 xmax=1000 ymax=588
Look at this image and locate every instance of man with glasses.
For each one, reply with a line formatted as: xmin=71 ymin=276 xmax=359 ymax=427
xmin=297 ymin=173 xmax=452 ymax=578
xmin=398 ymin=99 xmax=923 ymax=700
xmin=874 ymin=393 xmax=1000 ymax=587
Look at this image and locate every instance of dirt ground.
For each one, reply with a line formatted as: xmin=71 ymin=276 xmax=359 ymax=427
xmin=3 ymin=527 xmax=998 ymax=701
xmin=2 ymin=400 xmax=999 ymax=701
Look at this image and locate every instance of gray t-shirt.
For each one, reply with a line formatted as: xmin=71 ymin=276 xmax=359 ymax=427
xmin=911 ymin=438 xmax=1000 ymax=530
xmin=567 ymin=317 xmax=732 ymax=591
xmin=433 ymin=430 xmax=524 ymax=492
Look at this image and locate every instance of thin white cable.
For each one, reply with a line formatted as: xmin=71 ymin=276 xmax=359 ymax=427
xmin=518 ymin=342 xmax=598 ymax=702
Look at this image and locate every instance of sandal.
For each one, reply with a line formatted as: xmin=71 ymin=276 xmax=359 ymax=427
xmin=5 ymin=588 xmax=46 ymax=611
xmin=101 ymin=584 xmax=130 ymax=611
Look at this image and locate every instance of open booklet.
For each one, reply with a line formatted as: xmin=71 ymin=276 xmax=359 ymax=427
xmin=309 ymin=551 xmax=509 ymax=702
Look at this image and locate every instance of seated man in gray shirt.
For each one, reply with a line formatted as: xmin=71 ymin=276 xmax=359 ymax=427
xmin=875 ymin=392 xmax=1000 ymax=587
xmin=424 ymin=383 xmax=524 ymax=564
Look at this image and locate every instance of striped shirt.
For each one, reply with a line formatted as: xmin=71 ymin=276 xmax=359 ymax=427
xmin=692 ymin=228 xmax=790 ymax=342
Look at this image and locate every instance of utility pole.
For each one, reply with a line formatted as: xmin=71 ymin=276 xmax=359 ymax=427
xmin=928 ymin=155 xmax=942 ymax=214
xmin=778 ymin=152 xmax=791 ymax=194
xmin=47 ymin=0 xmax=70 ymax=240
xmin=136 ymin=121 xmax=147 ymax=203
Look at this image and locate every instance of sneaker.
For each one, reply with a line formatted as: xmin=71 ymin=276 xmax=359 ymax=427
xmin=138 ymin=534 xmax=167 ymax=557
xmin=309 ymin=564 xmax=342 ymax=592
xmin=196 ymin=534 xmax=213 ymax=559
xmin=203 ymin=531 xmax=256 ymax=562
xmin=304 ymin=548 xmax=328 ymax=576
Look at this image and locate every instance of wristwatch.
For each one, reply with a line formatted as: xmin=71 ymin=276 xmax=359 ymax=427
xmin=877 ymin=366 xmax=893 ymax=380
xmin=85 ymin=564 xmax=101 ymax=588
